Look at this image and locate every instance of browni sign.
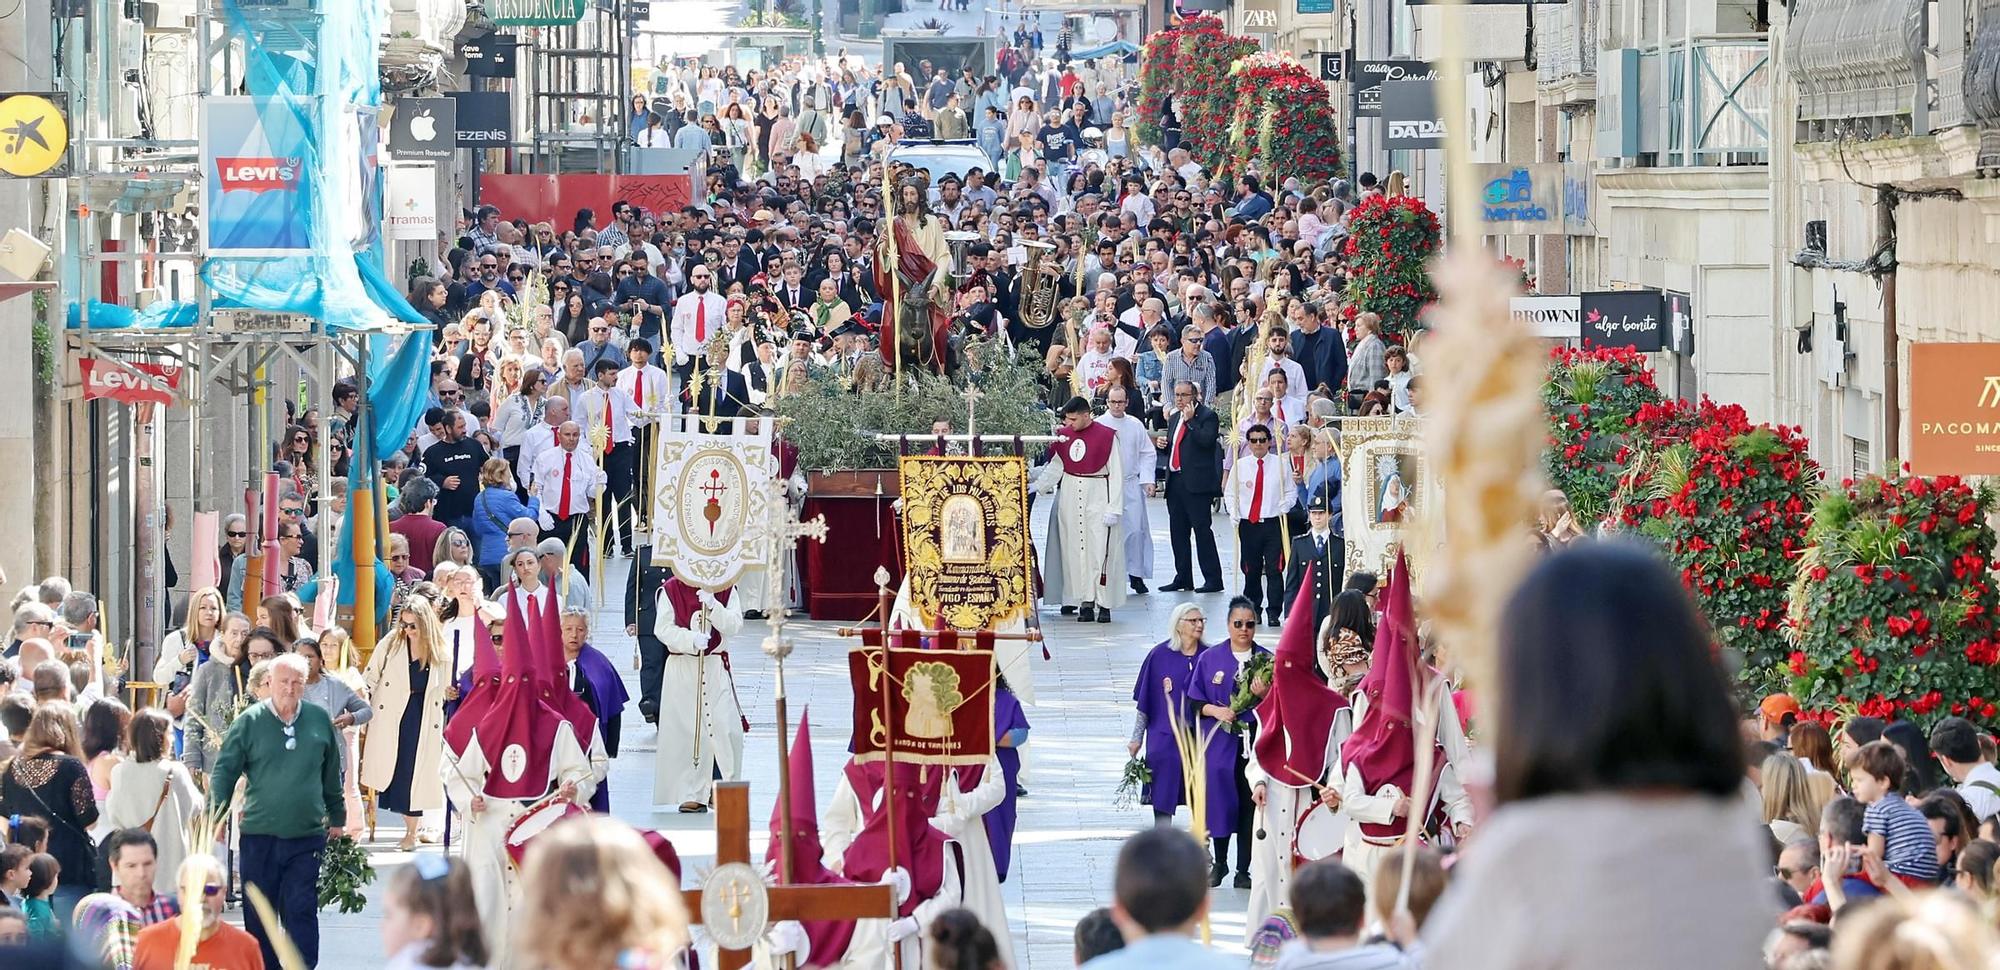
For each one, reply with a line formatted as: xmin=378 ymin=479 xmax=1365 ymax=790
xmin=1910 ymin=343 xmax=2000 ymax=475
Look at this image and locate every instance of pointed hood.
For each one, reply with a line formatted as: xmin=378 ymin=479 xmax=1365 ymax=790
xmin=768 ymin=712 xmax=861 ymax=967
xmin=460 ymin=590 xmax=565 ymax=799
xmin=534 ymin=591 xmax=599 ymax=744
xmin=443 ymin=610 xmax=504 ymax=756
xmin=1254 ymin=564 xmax=1348 ymax=784
xmin=840 ymin=759 xmax=949 ymax=918
xmin=1339 ymin=554 xmax=1433 ymax=817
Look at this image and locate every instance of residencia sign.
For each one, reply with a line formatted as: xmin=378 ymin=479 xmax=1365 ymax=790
xmin=1910 ymin=343 xmax=2000 ymax=476
xmin=488 ymin=0 xmax=585 ymax=26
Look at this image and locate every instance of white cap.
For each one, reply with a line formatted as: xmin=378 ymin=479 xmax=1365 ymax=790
xmin=876 ymin=114 xmax=896 ymax=126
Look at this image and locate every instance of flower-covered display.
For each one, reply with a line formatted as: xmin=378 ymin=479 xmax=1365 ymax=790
xmin=1542 ymin=345 xmax=1666 ymax=526
xmin=1620 ymin=400 xmax=1821 ymax=693
xmin=1134 ymin=24 xmax=1190 ymax=147
xmin=1788 ymin=474 xmax=2000 ymax=729
xmin=1341 ymin=194 xmax=1441 ymax=336
xmin=1226 ymin=54 xmax=1343 ymax=186
xmin=1175 ymin=23 xmax=1258 ymax=172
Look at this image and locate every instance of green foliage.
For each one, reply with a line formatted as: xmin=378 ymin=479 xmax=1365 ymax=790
xmin=1541 ymin=345 xmax=1665 ymax=525
xmin=772 ymin=342 xmax=1055 ymax=470
xmin=317 ymin=834 xmax=375 ymax=914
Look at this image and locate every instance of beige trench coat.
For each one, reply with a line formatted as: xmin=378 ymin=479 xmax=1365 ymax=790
xmin=357 ymin=633 xmax=448 ymax=812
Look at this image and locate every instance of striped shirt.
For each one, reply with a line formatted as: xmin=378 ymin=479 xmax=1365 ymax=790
xmin=1864 ymin=794 xmax=1944 ymax=882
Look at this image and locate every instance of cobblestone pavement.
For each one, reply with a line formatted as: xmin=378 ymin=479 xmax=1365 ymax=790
xmin=321 ymin=495 xmax=1259 ymax=967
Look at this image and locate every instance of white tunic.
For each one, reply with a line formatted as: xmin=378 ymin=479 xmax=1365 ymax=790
xmin=1096 ymin=411 xmax=1156 ymax=578
xmin=1032 ymin=435 xmax=1126 ymax=608
xmin=933 ymin=760 xmax=1015 ymax=967
xmin=440 ymin=725 xmax=598 ymax=961
xmin=651 ymin=590 xmax=747 ymax=806
xmin=1244 ymin=700 xmax=1356 ymax=936
xmin=819 ymin=773 xmax=969 ymax=970
xmin=1338 ymin=679 xmax=1474 ymax=895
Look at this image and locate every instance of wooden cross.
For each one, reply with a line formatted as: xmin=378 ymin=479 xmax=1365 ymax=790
xmin=685 ymin=782 xmax=897 ymax=970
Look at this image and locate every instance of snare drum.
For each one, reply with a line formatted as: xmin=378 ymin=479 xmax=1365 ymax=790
xmin=1290 ymin=801 xmax=1348 ymax=868
xmin=504 ymin=796 xmax=586 ymax=868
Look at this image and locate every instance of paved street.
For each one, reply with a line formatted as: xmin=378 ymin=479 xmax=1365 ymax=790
xmin=321 ymin=496 xmax=1259 ymax=967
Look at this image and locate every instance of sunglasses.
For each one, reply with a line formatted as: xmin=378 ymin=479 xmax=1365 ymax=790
xmin=390 ymin=553 xmax=410 ymax=562
xmin=204 ymin=883 xmax=225 ymax=897
xmin=1247 ymin=437 xmax=1270 ymax=444
xmin=227 ymin=530 xmax=249 ymax=538
xmin=281 ymin=506 xmax=305 ymax=515
xmin=1230 ymin=619 xmax=1257 ymax=629
xmin=281 ymin=722 xmax=296 ymax=750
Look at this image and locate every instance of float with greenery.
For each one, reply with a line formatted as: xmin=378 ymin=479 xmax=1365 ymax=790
xmin=1340 ymin=194 xmax=1441 ymax=336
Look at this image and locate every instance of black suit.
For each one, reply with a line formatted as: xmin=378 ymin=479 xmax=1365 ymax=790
xmin=623 ymin=546 xmax=673 ymax=719
xmin=1291 ymin=326 xmax=1347 ymax=398
xmin=1161 ymin=405 xmax=1223 ymax=587
xmin=1283 ymin=531 xmax=1344 ymax=631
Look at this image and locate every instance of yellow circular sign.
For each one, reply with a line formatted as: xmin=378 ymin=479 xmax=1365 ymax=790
xmin=0 ymin=95 xmax=69 ymax=178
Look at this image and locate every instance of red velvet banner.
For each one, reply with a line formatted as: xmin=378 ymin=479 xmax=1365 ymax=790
xmin=847 ymin=640 xmax=995 ymax=766
xmin=479 ymin=173 xmax=693 ymax=226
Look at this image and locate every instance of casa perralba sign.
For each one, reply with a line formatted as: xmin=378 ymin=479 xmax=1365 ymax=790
xmin=898 ymin=455 xmax=1031 ymax=632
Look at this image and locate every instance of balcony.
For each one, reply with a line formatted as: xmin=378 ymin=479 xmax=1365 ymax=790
xmin=1786 ymin=0 xmax=1925 ymax=142
xmin=1535 ymin=0 xmax=1597 ymax=106
xmin=1599 ymin=36 xmax=1769 ymax=166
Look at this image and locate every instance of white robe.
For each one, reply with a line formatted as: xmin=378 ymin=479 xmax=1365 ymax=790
xmin=1244 ymin=701 xmax=1356 ymax=936
xmin=652 ymin=593 xmax=747 ymax=806
xmin=440 ymin=725 xmax=598 ymax=960
xmin=1032 ymin=440 xmax=1126 ymax=609
xmin=736 ymin=469 xmax=809 ymax=614
xmin=1097 ymin=411 xmax=1155 ymax=578
xmin=1338 ymin=679 xmax=1474 ymax=894
xmin=819 ymin=772 xmax=969 ymax=970
xmin=891 ymin=578 xmax=1037 ymax=705
xmin=934 ymin=760 xmax=1015 ymax=967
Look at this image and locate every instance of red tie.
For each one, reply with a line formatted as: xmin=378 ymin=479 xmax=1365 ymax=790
xmin=695 ymin=298 xmax=707 ymax=342
xmin=1170 ymin=421 xmax=1186 ymax=471
xmin=604 ymin=395 xmax=614 ymax=449
xmin=632 ymin=370 xmax=645 ymax=407
xmin=559 ymin=452 xmax=574 ymax=520
xmin=1249 ymin=457 xmax=1264 ymax=522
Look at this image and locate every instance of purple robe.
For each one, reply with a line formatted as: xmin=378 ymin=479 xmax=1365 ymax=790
xmin=1133 ymin=641 xmax=1203 ymax=816
xmin=985 ymin=686 xmax=1030 ymax=880
xmin=567 ymin=643 xmax=630 ymax=813
xmin=1188 ymin=643 xmax=1267 ymax=835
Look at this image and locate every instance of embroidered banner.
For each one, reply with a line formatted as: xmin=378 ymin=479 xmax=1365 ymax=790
xmin=897 ymin=456 xmax=1031 ymax=631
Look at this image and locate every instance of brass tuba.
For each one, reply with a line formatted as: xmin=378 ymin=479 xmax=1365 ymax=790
xmin=1017 ymin=239 xmax=1061 ymax=330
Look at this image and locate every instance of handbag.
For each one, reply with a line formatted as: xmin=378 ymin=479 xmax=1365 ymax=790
xmin=138 ymin=773 xmax=173 ymax=833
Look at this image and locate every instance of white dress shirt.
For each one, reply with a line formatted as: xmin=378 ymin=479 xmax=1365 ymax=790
xmin=671 ymin=291 xmax=729 ymax=365
xmin=1226 ymin=451 xmax=1296 ymax=523
xmin=530 ymin=445 xmax=607 ymax=528
xmin=618 ymin=363 xmax=671 ymax=422
xmin=1262 ymin=356 xmax=1309 ymax=417
xmin=578 ymin=383 xmax=636 ymax=448
xmin=519 ymin=421 xmax=560 ymax=489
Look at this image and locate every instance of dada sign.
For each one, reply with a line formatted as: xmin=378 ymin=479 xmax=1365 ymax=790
xmin=1578 ymin=290 xmax=1665 ymax=352
xmin=80 ymin=358 xmax=181 ymax=405
xmin=1471 ymin=163 xmax=1562 ymax=235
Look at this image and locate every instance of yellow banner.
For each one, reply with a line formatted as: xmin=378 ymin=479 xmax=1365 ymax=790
xmin=898 ymin=456 xmax=1031 ymax=631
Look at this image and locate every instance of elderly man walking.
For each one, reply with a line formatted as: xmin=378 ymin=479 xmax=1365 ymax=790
xmin=208 ymin=652 xmax=345 ymax=969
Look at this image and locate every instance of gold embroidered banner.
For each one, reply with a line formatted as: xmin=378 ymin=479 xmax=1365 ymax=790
xmin=848 ymin=639 xmax=995 ymax=766
xmin=898 ymin=456 xmax=1031 ymax=630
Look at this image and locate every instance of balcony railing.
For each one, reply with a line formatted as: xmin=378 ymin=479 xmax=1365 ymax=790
xmin=1601 ymin=36 xmax=1769 ymax=166
xmin=1535 ymin=0 xmax=1597 ymax=91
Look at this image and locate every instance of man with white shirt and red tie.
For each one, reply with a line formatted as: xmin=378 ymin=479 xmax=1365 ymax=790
xmin=580 ymin=359 xmax=638 ymax=557
xmin=671 ymin=265 xmax=727 ymax=394
xmin=619 ymin=338 xmax=671 ymax=546
xmin=531 ymin=421 xmax=607 ymax=578
xmin=518 ymin=396 xmax=569 ymax=490
xmin=1227 ymin=422 xmax=1295 ymax=627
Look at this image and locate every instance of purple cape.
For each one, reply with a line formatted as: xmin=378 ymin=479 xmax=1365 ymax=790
xmin=985 ymin=687 xmax=1030 ymax=880
xmin=1188 ymin=642 xmax=1266 ymax=834
xmin=1133 ymin=640 xmax=1202 ymax=816
xmin=570 ymin=643 xmax=630 ymax=812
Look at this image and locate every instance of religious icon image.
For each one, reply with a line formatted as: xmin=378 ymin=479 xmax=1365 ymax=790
xmin=1375 ymin=453 xmax=1410 ymax=524
xmin=675 ymin=449 xmax=750 ymax=557
xmin=902 ymin=660 xmax=965 ymax=739
xmin=940 ymin=494 xmax=985 ymax=564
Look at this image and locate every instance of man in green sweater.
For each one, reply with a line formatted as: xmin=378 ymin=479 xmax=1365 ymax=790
xmin=209 ymin=651 xmax=345 ymax=969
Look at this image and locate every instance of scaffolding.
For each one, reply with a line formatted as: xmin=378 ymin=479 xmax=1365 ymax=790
xmin=527 ymin=0 xmax=634 ymax=174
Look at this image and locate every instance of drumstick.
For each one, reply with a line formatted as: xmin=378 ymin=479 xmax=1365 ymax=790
xmin=1257 ymin=766 xmax=1336 ymax=841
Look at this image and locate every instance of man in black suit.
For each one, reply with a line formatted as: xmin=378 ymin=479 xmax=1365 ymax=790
xmin=1287 ymin=299 xmax=1347 ymax=398
xmin=623 ymin=543 xmax=673 ymax=724
xmin=1283 ymin=488 xmax=1344 ymax=633
xmin=1156 ymin=380 xmax=1224 ymax=592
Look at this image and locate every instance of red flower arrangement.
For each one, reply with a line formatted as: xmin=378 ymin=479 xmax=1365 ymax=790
xmin=1788 ymin=474 xmax=2000 ymax=729
xmin=1340 ymin=194 xmax=1440 ymax=336
xmin=1618 ymin=400 xmax=1821 ymax=693
xmin=1174 ymin=27 xmax=1258 ymax=172
xmin=1542 ymin=345 xmax=1664 ymax=525
xmin=1225 ymin=58 xmax=1343 ymax=185
xmin=1134 ymin=23 xmax=1195 ymax=147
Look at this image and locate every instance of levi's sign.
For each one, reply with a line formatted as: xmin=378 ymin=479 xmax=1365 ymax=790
xmin=80 ymin=358 xmax=181 ymax=406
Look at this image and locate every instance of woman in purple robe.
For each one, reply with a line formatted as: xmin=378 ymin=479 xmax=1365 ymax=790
xmin=985 ymin=675 xmax=1031 ymax=881
xmin=1189 ymin=597 xmax=1270 ymax=888
xmin=1130 ymin=602 xmax=1209 ymax=824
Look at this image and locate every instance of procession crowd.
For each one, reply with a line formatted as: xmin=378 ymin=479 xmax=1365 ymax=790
xmin=0 ymin=28 xmax=1997 ymax=970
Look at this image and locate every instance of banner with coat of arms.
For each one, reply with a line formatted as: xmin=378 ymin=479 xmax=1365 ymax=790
xmin=649 ymin=416 xmax=776 ymax=591
xmin=897 ymin=456 xmax=1031 ymax=630
xmin=848 ymin=638 xmax=995 ymax=766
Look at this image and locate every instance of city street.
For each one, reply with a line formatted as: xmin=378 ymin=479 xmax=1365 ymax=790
xmin=319 ymin=498 xmax=1259 ymax=968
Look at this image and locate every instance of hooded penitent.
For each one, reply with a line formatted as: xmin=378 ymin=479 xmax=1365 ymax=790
xmin=767 ymin=711 xmax=861 ymax=966
xmin=840 ymin=759 xmax=950 ymax=918
xmin=1336 ymin=554 xmax=1440 ymax=840
xmin=447 ymin=590 xmax=568 ymax=800
xmin=1254 ymin=565 xmax=1349 ymax=786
